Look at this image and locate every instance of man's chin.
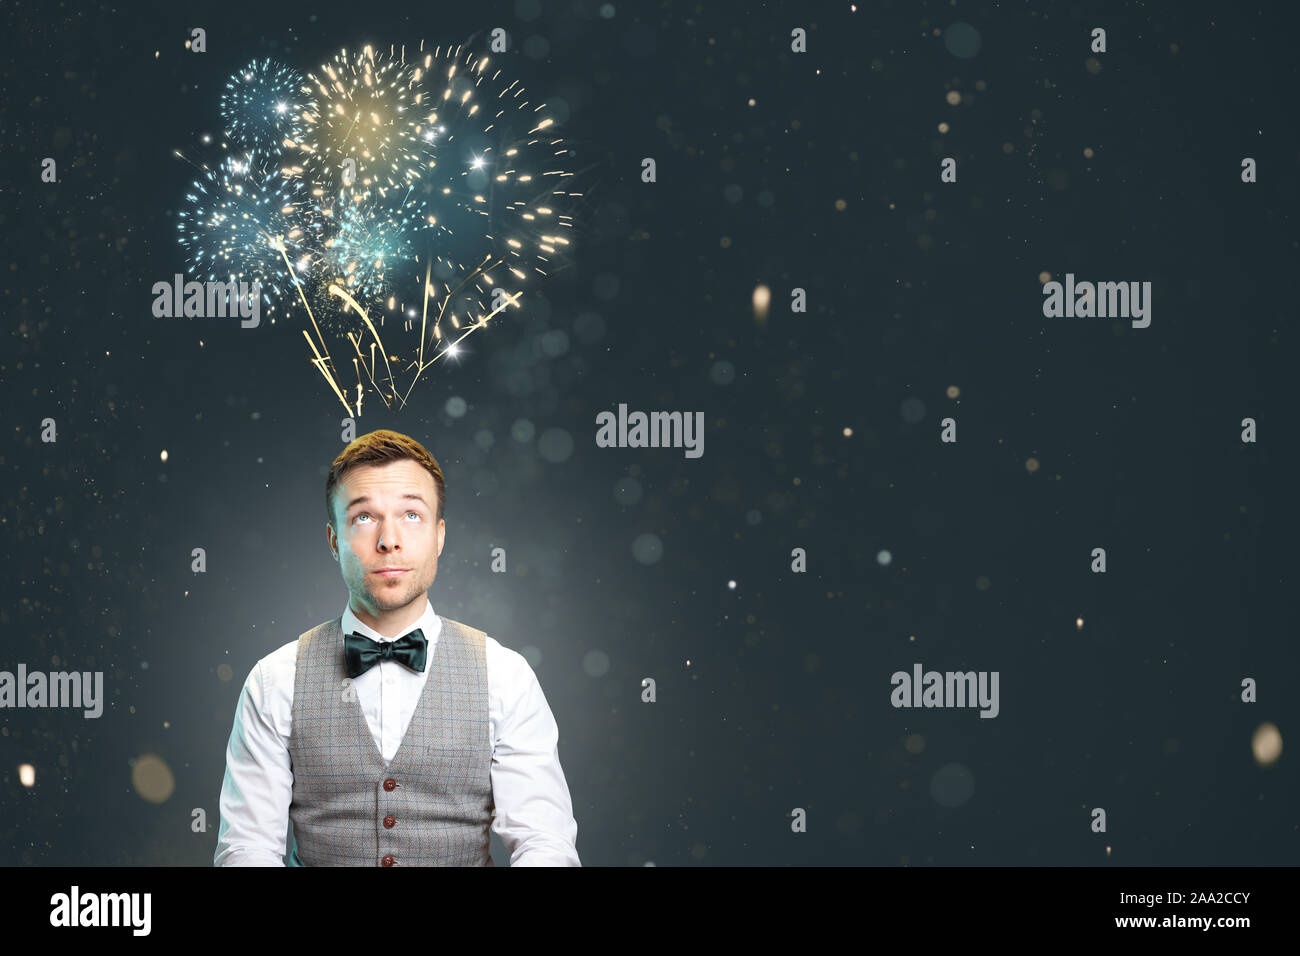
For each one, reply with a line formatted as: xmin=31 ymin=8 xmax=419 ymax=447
xmin=365 ymin=585 xmax=422 ymax=609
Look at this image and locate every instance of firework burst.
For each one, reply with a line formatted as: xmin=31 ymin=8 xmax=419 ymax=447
xmin=293 ymin=45 xmax=429 ymax=194
xmin=219 ymin=58 xmax=314 ymax=168
xmin=415 ymin=44 xmax=576 ymax=272
xmin=364 ymin=42 xmax=580 ymax=332
xmin=318 ymin=194 xmax=422 ymax=303
xmin=176 ymin=155 xmax=323 ymax=322
xmin=173 ymin=38 xmax=588 ymax=415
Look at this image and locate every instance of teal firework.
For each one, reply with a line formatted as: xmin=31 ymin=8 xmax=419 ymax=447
xmin=219 ymin=58 xmax=314 ymax=167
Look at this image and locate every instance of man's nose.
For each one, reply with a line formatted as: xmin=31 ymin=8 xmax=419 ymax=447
xmin=378 ymin=522 xmax=401 ymax=551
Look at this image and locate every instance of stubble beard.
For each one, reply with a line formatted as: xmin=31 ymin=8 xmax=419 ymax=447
xmin=363 ymin=564 xmax=433 ymax=612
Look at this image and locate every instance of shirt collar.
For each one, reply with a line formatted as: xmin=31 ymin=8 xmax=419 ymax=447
xmin=341 ymin=597 xmax=441 ymax=645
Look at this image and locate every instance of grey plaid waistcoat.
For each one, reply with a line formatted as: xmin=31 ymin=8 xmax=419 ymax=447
xmin=286 ymin=614 xmax=495 ymax=867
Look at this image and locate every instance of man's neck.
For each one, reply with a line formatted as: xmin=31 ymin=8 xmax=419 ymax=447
xmin=349 ymin=598 xmax=426 ymax=639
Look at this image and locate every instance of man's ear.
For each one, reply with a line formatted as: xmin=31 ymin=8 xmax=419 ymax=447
xmin=326 ymin=521 xmax=338 ymax=560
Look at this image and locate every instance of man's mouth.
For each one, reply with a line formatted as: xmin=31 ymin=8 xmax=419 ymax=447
xmin=373 ymin=568 xmax=409 ymax=578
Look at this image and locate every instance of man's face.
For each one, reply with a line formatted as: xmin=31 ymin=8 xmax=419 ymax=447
xmin=326 ymin=459 xmax=445 ymax=620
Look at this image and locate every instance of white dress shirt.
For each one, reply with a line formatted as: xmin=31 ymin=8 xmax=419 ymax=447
xmin=214 ymin=598 xmax=580 ymax=866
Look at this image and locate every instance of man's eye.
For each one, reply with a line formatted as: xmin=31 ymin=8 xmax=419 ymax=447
xmin=406 ymin=512 xmax=420 ymax=520
xmin=355 ymin=514 xmax=371 ymax=524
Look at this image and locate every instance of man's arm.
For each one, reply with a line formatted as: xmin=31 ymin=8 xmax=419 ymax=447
xmin=490 ymin=654 xmax=580 ymax=866
xmin=214 ymin=659 xmax=293 ymax=866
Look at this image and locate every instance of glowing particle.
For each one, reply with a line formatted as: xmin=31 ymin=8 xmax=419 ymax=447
xmin=18 ymin=764 xmax=35 ymax=788
xmin=1252 ymin=722 xmax=1283 ymax=766
xmin=131 ymin=754 xmax=176 ymax=804
xmin=160 ymin=450 xmax=169 ymax=462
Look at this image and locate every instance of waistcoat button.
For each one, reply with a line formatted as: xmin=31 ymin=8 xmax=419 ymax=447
xmin=384 ymin=815 xmax=396 ymax=828
xmin=381 ymin=855 xmax=395 ymax=867
xmin=383 ymin=778 xmax=396 ymax=791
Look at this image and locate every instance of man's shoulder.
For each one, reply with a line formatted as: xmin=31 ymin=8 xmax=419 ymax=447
xmin=438 ymin=614 xmax=484 ymax=637
xmin=248 ymin=619 xmax=339 ymax=686
xmin=439 ymin=617 xmax=533 ymax=675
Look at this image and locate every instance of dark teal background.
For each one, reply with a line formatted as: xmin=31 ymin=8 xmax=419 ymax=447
xmin=0 ymin=0 xmax=1294 ymax=865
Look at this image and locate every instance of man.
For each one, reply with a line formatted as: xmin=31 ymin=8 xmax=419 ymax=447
xmin=214 ymin=429 xmax=579 ymax=866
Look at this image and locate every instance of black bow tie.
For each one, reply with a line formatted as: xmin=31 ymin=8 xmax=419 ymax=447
xmin=343 ymin=628 xmax=428 ymax=678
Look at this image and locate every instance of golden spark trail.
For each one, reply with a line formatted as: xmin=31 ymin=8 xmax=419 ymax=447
xmin=397 ymin=253 xmax=510 ymax=405
xmin=277 ymin=243 xmax=355 ymax=416
xmin=343 ymin=330 xmax=393 ymax=410
xmin=418 ymin=258 xmax=431 ymax=372
xmin=328 ymin=282 xmax=401 ymax=406
xmin=302 ymin=330 xmax=354 ymax=416
xmin=398 ymin=285 xmax=522 ymax=406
